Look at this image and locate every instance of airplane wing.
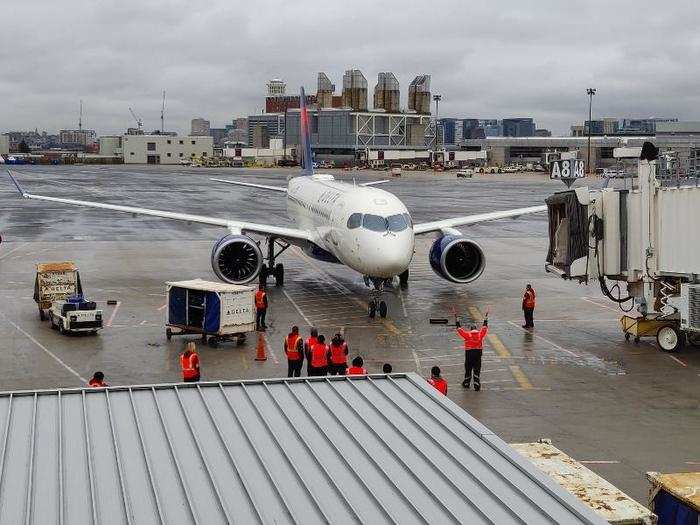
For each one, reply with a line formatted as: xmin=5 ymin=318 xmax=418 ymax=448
xmin=412 ymin=205 xmax=547 ymax=235
xmin=6 ymin=170 xmax=312 ymax=241
xmin=360 ymin=180 xmax=391 ymax=187
xmin=210 ymin=178 xmax=287 ymax=193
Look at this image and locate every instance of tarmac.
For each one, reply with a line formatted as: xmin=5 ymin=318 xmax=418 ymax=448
xmin=1 ymin=164 xmax=698 ymax=502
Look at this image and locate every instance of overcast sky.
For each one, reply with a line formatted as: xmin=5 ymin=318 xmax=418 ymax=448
xmin=1 ymin=0 xmax=699 ymax=135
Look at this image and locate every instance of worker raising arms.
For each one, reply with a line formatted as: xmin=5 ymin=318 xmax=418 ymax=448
xmin=456 ymin=313 xmax=488 ymax=391
xmin=284 ymin=325 xmax=304 ymax=377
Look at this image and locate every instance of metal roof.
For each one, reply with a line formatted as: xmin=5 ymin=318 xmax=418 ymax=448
xmin=0 ymin=374 xmax=606 ymax=524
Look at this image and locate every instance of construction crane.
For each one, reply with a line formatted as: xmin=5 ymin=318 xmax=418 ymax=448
xmin=128 ymin=107 xmax=143 ymax=132
xmin=160 ymin=90 xmax=166 ymax=133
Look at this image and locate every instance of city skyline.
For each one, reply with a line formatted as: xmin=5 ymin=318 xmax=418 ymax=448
xmin=1 ymin=0 xmax=698 ymax=135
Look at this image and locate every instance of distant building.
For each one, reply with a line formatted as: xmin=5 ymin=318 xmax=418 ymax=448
xmin=265 ymin=78 xmax=316 ymax=113
xmin=480 ymin=119 xmax=503 ymax=137
xmin=439 ymin=118 xmax=463 ymax=146
xmin=191 ymin=118 xmax=211 ymax=136
xmin=0 ymin=134 xmax=8 ymax=155
xmin=407 ymin=75 xmax=431 ymax=114
xmin=373 ymin=72 xmax=400 ymax=113
xmin=502 ymin=118 xmax=536 ymax=137
xmin=98 ymin=136 xmax=122 ymax=156
xmin=59 ymin=129 xmax=96 ymax=146
xmin=573 ymin=117 xmax=677 ymax=136
xmin=535 ymin=129 xmax=552 ymax=137
xmin=122 ymin=135 xmax=213 ymax=164
xmin=209 ymin=128 xmax=228 ymax=147
xmin=341 ymin=69 xmax=368 ymax=111
xmin=571 ymin=125 xmax=585 ymax=137
xmin=247 ymin=114 xmax=285 ymax=147
xmin=620 ymin=117 xmax=677 ymax=134
xmin=317 ymin=72 xmax=336 ymax=109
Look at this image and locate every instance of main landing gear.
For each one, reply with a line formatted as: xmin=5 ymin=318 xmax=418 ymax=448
xmin=259 ymin=237 xmax=290 ymax=287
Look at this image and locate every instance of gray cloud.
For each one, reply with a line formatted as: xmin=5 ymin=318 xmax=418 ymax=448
xmin=1 ymin=0 xmax=699 ymax=135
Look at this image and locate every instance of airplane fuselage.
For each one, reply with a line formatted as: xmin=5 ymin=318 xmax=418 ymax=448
xmin=286 ymin=174 xmax=415 ymax=278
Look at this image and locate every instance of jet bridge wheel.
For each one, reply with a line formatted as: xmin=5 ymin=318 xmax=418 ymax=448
xmin=657 ymin=325 xmax=684 ymax=353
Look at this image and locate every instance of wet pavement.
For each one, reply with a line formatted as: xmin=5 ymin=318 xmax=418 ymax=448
xmin=1 ymin=165 xmax=699 ymax=502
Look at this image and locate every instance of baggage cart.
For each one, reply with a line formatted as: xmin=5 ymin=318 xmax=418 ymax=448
xmin=33 ymin=262 xmax=82 ymax=321
xmin=165 ymin=279 xmax=255 ymax=348
xmin=647 ymin=471 xmax=700 ymax=525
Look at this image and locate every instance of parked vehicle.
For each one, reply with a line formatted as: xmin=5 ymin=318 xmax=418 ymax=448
xmin=34 ymin=262 xmax=82 ymax=320
xmin=391 ymin=167 xmax=402 ymax=177
xmin=456 ymin=169 xmax=474 ymax=178
xmin=49 ymin=295 xmax=103 ymax=335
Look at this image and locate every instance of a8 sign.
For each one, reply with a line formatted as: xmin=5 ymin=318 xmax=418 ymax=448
xmin=550 ymin=159 xmax=585 ymax=179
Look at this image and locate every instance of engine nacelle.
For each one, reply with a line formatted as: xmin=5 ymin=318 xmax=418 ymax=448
xmin=211 ymin=234 xmax=263 ymax=284
xmin=429 ymin=235 xmax=486 ymax=283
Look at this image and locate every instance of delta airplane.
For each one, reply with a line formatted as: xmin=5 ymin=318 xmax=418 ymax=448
xmin=6 ymin=88 xmax=546 ymax=318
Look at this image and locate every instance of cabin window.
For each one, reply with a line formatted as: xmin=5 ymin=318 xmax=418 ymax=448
xmin=346 ymin=213 xmax=362 ymax=229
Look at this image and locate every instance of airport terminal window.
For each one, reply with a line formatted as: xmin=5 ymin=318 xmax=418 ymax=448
xmin=387 ymin=214 xmax=408 ymax=232
xmin=167 ymin=140 xmax=172 ymax=145
xmin=179 ymin=140 xmax=184 ymax=145
xmin=191 ymin=140 xmax=196 ymax=145
xmin=347 ymin=213 xmax=362 ymax=229
xmin=147 ymin=142 xmax=156 ymax=151
xmin=363 ymin=214 xmax=386 ymax=232
xmin=179 ymin=153 xmax=184 ymax=157
xmin=167 ymin=152 xmax=171 ymax=157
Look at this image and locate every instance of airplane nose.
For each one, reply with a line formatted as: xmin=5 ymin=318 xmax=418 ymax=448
xmin=364 ymin=233 xmax=414 ymax=276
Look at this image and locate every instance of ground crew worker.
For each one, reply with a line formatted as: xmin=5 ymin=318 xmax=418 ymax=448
xmin=308 ymin=334 xmax=329 ymax=376
xmin=522 ymin=284 xmax=536 ymax=329
xmin=180 ymin=342 xmax=200 ymax=382
xmin=382 ymin=363 xmax=393 ymax=374
xmin=347 ymin=356 xmax=367 ymax=375
xmin=284 ymin=325 xmax=304 ymax=377
xmin=255 ymin=284 xmax=268 ymax=331
xmin=428 ymin=366 xmax=448 ymax=395
xmin=328 ymin=333 xmax=349 ymax=375
xmin=88 ymin=371 xmax=108 ymax=388
xmin=456 ymin=315 xmax=488 ymax=391
xmin=305 ymin=327 xmax=319 ymax=375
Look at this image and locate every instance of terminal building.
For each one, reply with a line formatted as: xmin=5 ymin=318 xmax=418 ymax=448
xmin=0 ymin=134 xmax=8 ymax=155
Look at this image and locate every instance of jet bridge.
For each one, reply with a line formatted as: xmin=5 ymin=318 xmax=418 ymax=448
xmin=545 ymin=143 xmax=700 ymax=351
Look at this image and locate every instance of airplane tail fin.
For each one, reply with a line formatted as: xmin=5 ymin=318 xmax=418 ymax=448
xmin=299 ymin=86 xmax=314 ymax=176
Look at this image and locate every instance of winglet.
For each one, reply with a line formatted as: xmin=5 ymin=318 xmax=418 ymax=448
xmin=6 ymin=170 xmax=28 ymax=197
xmin=299 ymin=86 xmax=314 ymax=176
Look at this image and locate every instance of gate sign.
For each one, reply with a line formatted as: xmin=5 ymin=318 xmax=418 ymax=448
xmin=550 ymin=159 xmax=585 ymax=182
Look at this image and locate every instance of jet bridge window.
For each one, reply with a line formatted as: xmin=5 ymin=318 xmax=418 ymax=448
xmin=363 ymin=214 xmax=387 ymax=232
xmin=347 ymin=213 xmax=362 ymax=229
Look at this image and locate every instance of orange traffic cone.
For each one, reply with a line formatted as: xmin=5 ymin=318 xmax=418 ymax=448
xmin=255 ymin=331 xmax=267 ymax=361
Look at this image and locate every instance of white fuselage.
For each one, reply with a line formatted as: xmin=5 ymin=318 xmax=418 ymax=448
xmin=286 ymin=174 xmax=415 ymax=278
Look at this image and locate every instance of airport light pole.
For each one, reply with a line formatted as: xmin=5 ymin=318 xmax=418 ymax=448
xmin=433 ymin=94 xmax=442 ymax=166
xmin=586 ymin=88 xmax=596 ymax=174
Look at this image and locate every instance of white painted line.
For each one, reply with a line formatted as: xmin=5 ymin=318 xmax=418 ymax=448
xmin=0 ymin=312 xmax=86 ymax=383
xmin=262 ymin=334 xmax=279 ymax=365
xmin=507 ymin=321 xmax=581 ymax=357
xmin=579 ymin=460 xmax=620 ymax=465
xmin=668 ymin=355 xmax=687 ymax=367
xmin=0 ymin=242 xmax=29 ymax=261
xmin=106 ymin=301 xmax=121 ymax=327
xmin=282 ymin=289 xmax=312 ymax=326
xmin=580 ymin=296 xmax=621 ymax=313
xmin=157 ymin=303 xmax=167 ymax=311
xmin=399 ymin=291 xmax=408 ymax=318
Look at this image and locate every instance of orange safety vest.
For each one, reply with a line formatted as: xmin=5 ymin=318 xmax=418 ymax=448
xmin=523 ymin=289 xmax=536 ymax=309
xmin=329 ymin=342 xmax=348 ymax=365
xmin=255 ymin=290 xmax=267 ymax=309
xmin=180 ymin=352 xmax=200 ymax=380
xmin=347 ymin=366 xmax=367 ymax=375
xmin=88 ymin=378 xmax=108 ymax=388
xmin=310 ymin=343 xmax=328 ymax=368
xmin=305 ymin=336 xmax=318 ymax=352
xmin=428 ymin=377 xmax=448 ymax=395
xmin=286 ymin=333 xmax=302 ymax=360
xmin=457 ymin=325 xmax=488 ymax=350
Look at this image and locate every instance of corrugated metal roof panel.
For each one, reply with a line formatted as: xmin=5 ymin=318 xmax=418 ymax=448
xmin=0 ymin=374 xmax=606 ymax=524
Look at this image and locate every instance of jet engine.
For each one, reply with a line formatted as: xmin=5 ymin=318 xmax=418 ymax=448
xmin=429 ymin=235 xmax=486 ymax=283
xmin=211 ymin=234 xmax=263 ymax=284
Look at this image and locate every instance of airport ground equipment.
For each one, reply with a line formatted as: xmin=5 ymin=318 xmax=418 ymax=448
xmin=646 ymin=472 xmax=700 ymax=524
xmin=34 ymin=262 xmax=82 ymax=320
xmin=165 ymin=279 xmax=255 ymax=348
xmin=545 ymin=144 xmax=700 ymax=352
xmin=48 ymin=294 xmax=103 ymax=335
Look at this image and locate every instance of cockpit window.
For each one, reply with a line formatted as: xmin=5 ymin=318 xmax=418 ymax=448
xmin=403 ymin=213 xmax=412 ymax=227
xmin=387 ymin=214 xmax=408 ymax=232
xmin=363 ymin=214 xmax=387 ymax=232
xmin=346 ymin=213 xmax=362 ymax=229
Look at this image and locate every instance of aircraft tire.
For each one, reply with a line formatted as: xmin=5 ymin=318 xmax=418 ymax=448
xmin=379 ymin=301 xmax=388 ymax=318
xmin=368 ymin=300 xmax=377 ymax=319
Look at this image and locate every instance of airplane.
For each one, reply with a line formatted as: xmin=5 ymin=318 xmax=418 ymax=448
xmin=5 ymin=87 xmax=546 ymax=318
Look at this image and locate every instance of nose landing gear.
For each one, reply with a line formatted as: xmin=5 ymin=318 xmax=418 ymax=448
xmin=366 ymin=276 xmax=393 ymax=319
